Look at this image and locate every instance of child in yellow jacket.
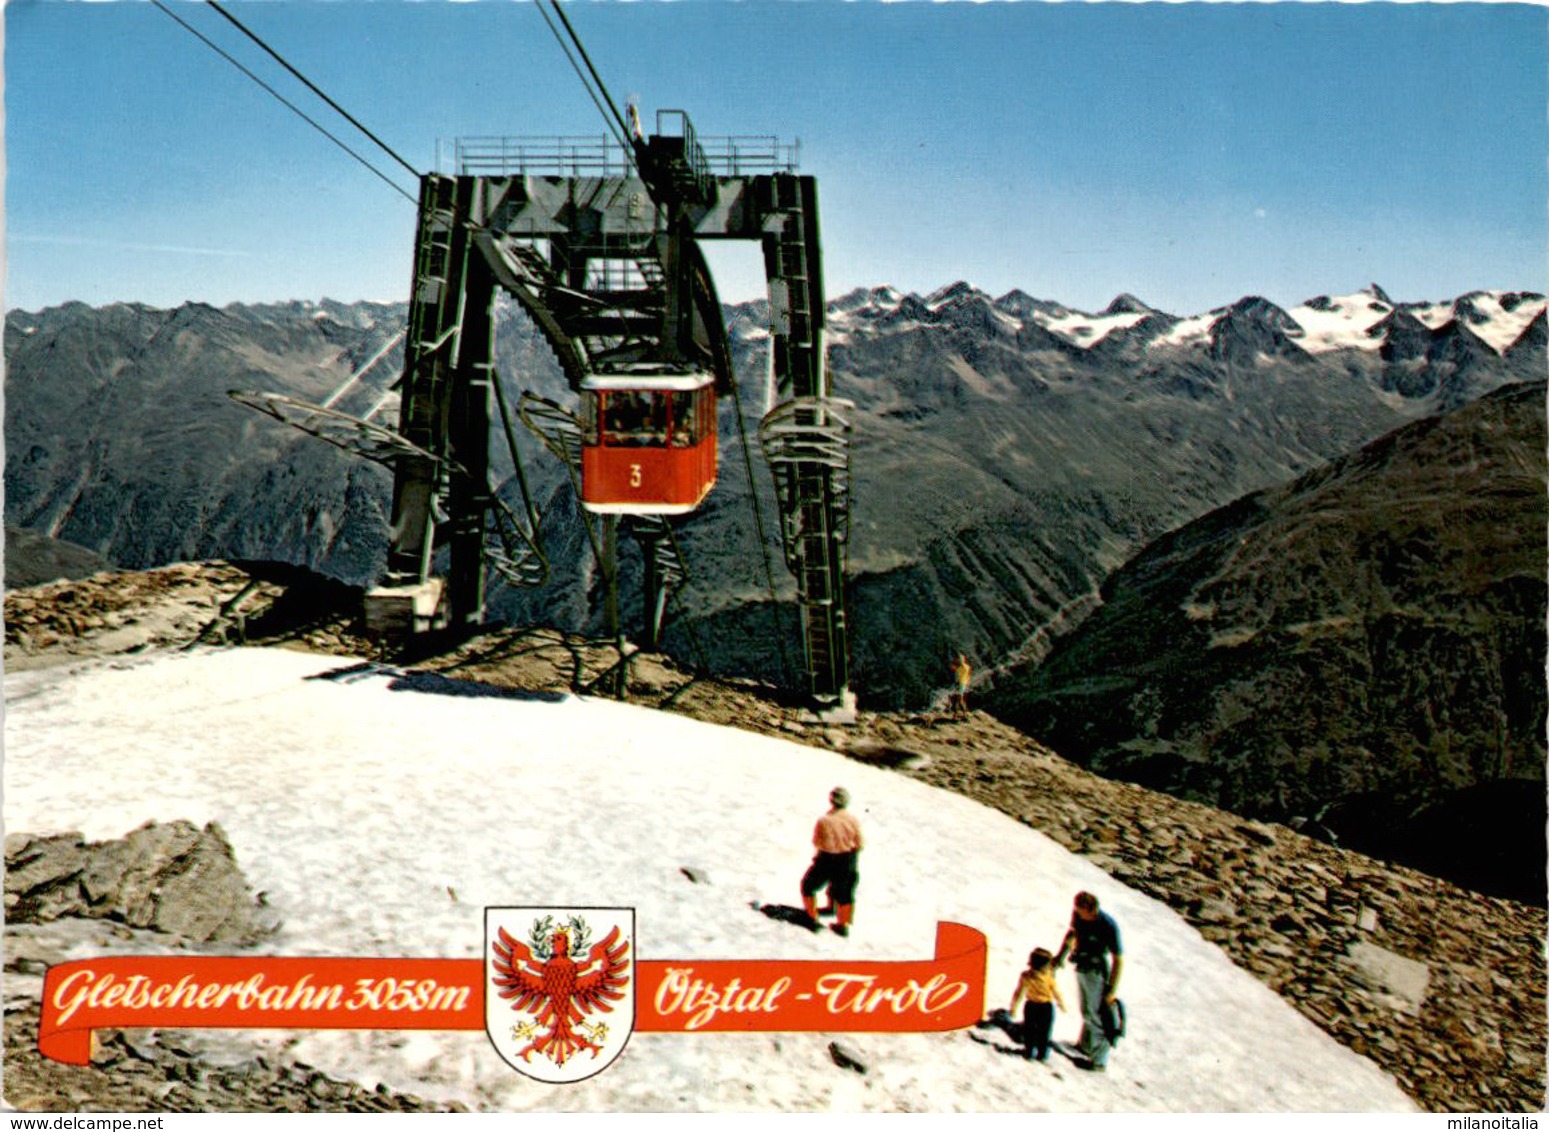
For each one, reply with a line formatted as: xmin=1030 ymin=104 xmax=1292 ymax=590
xmin=1009 ymin=947 xmax=1065 ymax=1061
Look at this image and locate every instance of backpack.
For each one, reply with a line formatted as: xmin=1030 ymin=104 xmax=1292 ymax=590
xmin=1101 ymin=998 xmax=1126 ymax=1044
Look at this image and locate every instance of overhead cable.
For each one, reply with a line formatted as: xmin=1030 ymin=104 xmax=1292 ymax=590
xmin=150 ymin=0 xmax=417 ymax=204
xmin=532 ymin=0 xmax=633 ymax=161
xmin=543 ymin=0 xmax=634 ymax=145
xmin=204 ymin=0 xmax=421 ymax=181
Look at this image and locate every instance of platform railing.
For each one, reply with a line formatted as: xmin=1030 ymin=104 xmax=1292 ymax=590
xmin=455 ymin=136 xmax=630 ymax=176
xmin=454 ymin=133 xmax=799 ymax=177
xmin=695 ymin=135 xmax=801 ymax=175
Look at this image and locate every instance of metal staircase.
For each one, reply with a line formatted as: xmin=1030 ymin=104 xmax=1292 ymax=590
xmin=760 ymin=397 xmax=853 ymax=702
xmin=757 ymin=173 xmax=854 ymax=704
xmin=385 ymin=176 xmax=477 ymax=595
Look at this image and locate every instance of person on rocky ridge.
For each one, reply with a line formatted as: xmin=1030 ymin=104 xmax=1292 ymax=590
xmin=1053 ymin=890 xmax=1123 ymax=1071
xmin=949 ymin=652 xmax=972 ymax=717
xmin=1009 ymin=946 xmax=1066 ymax=1061
xmin=800 ymin=786 xmax=863 ymax=937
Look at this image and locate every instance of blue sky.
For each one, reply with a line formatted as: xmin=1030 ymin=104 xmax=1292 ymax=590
xmin=6 ymin=1 xmax=1545 ymax=315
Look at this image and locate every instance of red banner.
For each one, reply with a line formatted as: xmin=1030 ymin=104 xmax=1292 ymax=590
xmin=39 ymin=922 xmax=985 ymax=1066
xmin=39 ymin=956 xmax=480 ymax=1066
xmin=638 ymin=921 xmax=984 ymax=1032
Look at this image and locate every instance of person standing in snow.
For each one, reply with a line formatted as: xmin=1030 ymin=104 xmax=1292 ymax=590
xmin=1054 ymin=891 xmax=1123 ymax=1071
xmin=801 ymin=787 xmax=863 ymax=937
xmin=1009 ymin=947 xmax=1065 ymax=1061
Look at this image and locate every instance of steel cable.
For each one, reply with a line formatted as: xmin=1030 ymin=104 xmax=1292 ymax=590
xmin=149 ymin=0 xmax=417 ymax=204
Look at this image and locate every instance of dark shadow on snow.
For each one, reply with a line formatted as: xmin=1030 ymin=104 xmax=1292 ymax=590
xmin=304 ymin=661 xmax=567 ymax=703
xmin=752 ymin=902 xmax=821 ymax=932
xmin=971 ymin=1010 xmax=1036 ymax=1059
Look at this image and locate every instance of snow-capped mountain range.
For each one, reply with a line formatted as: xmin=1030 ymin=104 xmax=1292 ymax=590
xmin=791 ymin=282 xmax=1546 ymax=358
xmin=7 ymin=281 xmax=1543 ymax=719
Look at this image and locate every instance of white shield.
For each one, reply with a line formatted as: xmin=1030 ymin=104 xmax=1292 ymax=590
xmin=484 ymin=906 xmax=636 ymax=1083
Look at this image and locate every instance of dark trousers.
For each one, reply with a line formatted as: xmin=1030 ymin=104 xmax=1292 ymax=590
xmin=1022 ymin=1001 xmax=1054 ymax=1060
xmin=801 ymin=851 xmax=859 ymax=905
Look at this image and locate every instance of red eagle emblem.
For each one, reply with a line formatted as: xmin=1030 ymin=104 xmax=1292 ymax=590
xmin=491 ymin=916 xmax=632 ymax=1066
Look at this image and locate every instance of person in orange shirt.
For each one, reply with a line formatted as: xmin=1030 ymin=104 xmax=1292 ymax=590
xmin=1009 ymin=947 xmax=1066 ymax=1061
xmin=949 ymin=653 xmax=972 ymax=717
xmin=800 ymin=787 xmax=863 ymax=937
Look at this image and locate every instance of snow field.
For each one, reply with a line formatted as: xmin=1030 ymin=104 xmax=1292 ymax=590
xmin=4 ymin=648 xmax=1416 ymax=1112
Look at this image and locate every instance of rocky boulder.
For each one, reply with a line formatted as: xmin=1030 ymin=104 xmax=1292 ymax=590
xmin=5 ymin=820 xmax=274 ymax=945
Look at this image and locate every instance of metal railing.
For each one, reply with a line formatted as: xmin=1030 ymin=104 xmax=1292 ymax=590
xmin=695 ymin=135 xmax=800 ymax=175
xmin=455 ymin=136 xmax=632 ymax=177
xmin=453 ymin=132 xmax=799 ymax=177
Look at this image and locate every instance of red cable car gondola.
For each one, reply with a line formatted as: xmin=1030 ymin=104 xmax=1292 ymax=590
xmin=579 ymin=371 xmax=718 ymax=514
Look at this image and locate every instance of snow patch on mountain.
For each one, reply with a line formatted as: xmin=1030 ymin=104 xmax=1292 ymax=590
xmin=1403 ymin=301 xmax=1453 ymax=332
xmin=1450 ymin=291 xmax=1547 ymax=353
xmin=1397 ymin=291 xmax=1547 ymax=354
xmin=1038 ymin=308 xmax=1150 ymax=346
xmin=1153 ymin=311 xmax=1222 ymax=349
xmin=923 ymin=281 xmax=980 ymax=311
xmin=1288 ymin=289 xmax=1395 ymax=353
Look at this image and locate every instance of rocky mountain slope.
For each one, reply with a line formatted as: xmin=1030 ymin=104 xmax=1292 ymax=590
xmin=3 ymin=525 xmax=112 ymax=588
xmin=984 ymin=382 xmax=1547 ymax=903
xmin=2 ymin=563 xmax=1543 ymax=1112
xmin=6 ymin=286 xmax=1543 ymax=709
